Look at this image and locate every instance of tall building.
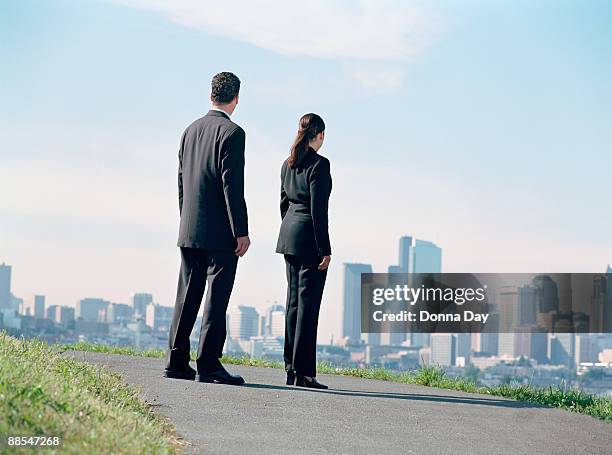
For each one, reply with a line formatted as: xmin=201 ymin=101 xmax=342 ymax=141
xmin=229 ymin=306 xmax=259 ymax=340
xmin=498 ymin=332 xmax=516 ymax=358
xmin=410 ymin=332 xmax=431 ymax=349
xmin=384 ymin=263 xmax=406 ymax=346
xmin=532 ymin=275 xmax=559 ymax=314
xmin=411 ymin=240 xmax=442 ymax=273
xmin=381 ymin=330 xmax=405 ymax=347
xmin=548 ymin=333 xmax=575 ymax=367
xmin=342 ymin=263 xmax=373 ymax=342
xmin=591 ymin=274 xmax=607 ymax=332
xmin=387 ymin=265 xmax=403 ymax=274
xmin=499 ymin=286 xmax=519 ymax=331
xmin=18 ymin=298 xmax=29 ymax=316
xmin=77 ymin=298 xmax=110 ymax=322
xmin=515 ymin=325 xmax=548 ymax=363
xmin=131 ymin=293 xmax=153 ymax=319
xmin=605 ymin=265 xmax=612 ymax=333
xmin=107 ymin=303 xmax=133 ymax=324
xmin=575 ymin=334 xmax=599 ymax=366
xmin=264 ymin=305 xmax=285 ymax=338
xmin=430 ymin=333 xmax=456 ymax=366
xmin=33 ymin=295 xmax=46 ymax=319
xmin=145 ymin=303 xmax=173 ymax=332
xmin=47 ymin=305 xmax=75 ymax=325
xmin=398 ymin=235 xmax=413 ymax=272
xmin=0 ymin=263 xmax=11 ymax=309
xmin=46 ymin=304 xmax=58 ymax=320
xmin=471 ymin=332 xmax=499 ymax=356
xmin=517 ymin=285 xmax=537 ymax=325
xmin=456 ymin=333 xmax=471 ymax=363
xmin=499 ymin=329 xmax=547 ymax=363
xmin=382 ymin=236 xmax=441 ymax=346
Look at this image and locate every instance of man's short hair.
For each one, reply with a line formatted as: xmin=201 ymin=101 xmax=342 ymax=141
xmin=211 ymin=72 xmax=241 ymax=104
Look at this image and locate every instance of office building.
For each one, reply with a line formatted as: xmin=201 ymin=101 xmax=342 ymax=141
xmin=605 ymin=265 xmax=612 ymax=332
xmin=398 ymin=235 xmax=413 ymax=272
xmin=471 ymin=332 xmax=499 ymax=356
xmin=77 ymin=298 xmax=110 ymax=322
xmin=229 ymin=306 xmax=259 ymax=340
xmin=131 ymin=293 xmax=153 ymax=319
xmin=411 ymin=240 xmax=442 ymax=274
xmin=0 ymin=263 xmax=11 ymax=309
xmin=384 ymin=237 xmax=414 ymax=346
xmin=499 ymin=286 xmax=519 ymax=331
xmin=107 ymin=302 xmax=133 ymax=324
xmin=33 ymin=295 xmax=46 ymax=319
xmin=382 ymin=266 xmax=406 ymax=346
xmin=498 ymin=333 xmax=516 ymax=358
xmin=575 ymin=334 xmax=599 ymax=366
xmin=250 ymin=336 xmax=284 ymax=360
xmin=342 ymin=263 xmax=373 ymax=342
xmin=591 ymin=274 xmax=607 ymax=333
xmin=145 ymin=303 xmax=173 ymax=332
xmin=410 ymin=333 xmax=431 ymax=349
xmin=456 ymin=333 xmax=471 ymax=364
xmin=18 ymin=298 xmax=29 ymax=316
xmin=532 ymin=275 xmax=559 ymax=314
xmin=514 ymin=325 xmax=548 ymax=363
xmin=430 ymin=333 xmax=456 ymax=366
xmin=264 ymin=305 xmax=285 ymax=338
xmin=517 ymin=285 xmax=537 ymax=325
xmin=548 ymin=333 xmax=575 ymax=367
xmin=47 ymin=305 xmax=75 ymax=325
xmin=46 ymin=304 xmax=59 ymax=321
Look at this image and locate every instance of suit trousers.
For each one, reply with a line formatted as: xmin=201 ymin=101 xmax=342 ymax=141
xmin=166 ymin=247 xmax=238 ymax=373
xmin=283 ymin=254 xmax=327 ymax=377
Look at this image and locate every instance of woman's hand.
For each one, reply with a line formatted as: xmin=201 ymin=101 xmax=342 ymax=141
xmin=318 ymin=255 xmax=331 ymax=270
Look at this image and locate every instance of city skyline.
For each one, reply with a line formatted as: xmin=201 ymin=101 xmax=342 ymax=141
xmin=2 ymin=250 xmax=611 ymax=342
xmin=2 ymin=1 xmax=611 ymax=343
xmin=3 ymin=258 xmax=612 ymax=398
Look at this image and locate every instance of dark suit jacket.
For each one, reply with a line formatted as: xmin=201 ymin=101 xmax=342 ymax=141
xmin=177 ymin=110 xmax=248 ymax=250
xmin=276 ymin=147 xmax=332 ymax=257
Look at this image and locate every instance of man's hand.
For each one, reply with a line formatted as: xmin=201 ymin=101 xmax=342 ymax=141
xmin=235 ymin=236 xmax=251 ymax=257
xmin=318 ymin=255 xmax=331 ymax=270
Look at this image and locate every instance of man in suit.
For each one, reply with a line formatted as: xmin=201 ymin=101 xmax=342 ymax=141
xmin=165 ymin=72 xmax=250 ymax=385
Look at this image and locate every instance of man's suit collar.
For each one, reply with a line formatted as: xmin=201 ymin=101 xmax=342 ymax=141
xmin=207 ymin=109 xmax=230 ymax=119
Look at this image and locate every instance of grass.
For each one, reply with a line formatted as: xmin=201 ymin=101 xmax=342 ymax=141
xmin=0 ymin=334 xmax=182 ymax=454
xmin=59 ymin=341 xmax=612 ymax=422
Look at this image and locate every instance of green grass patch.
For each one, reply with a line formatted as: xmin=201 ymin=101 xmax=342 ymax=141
xmin=59 ymin=341 xmax=612 ymax=422
xmin=0 ymin=334 xmax=182 ymax=454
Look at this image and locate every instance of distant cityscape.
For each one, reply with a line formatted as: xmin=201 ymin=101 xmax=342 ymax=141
xmin=1 ymin=236 xmax=611 ymax=397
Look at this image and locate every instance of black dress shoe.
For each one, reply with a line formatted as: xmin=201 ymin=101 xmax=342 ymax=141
xmin=164 ymin=365 xmax=196 ymax=380
xmin=286 ymin=370 xmax=296 ymax=385
xmin=296 ymin=375 xmax=328 ymax=389
xmin=196 ymin=366 xmax=245 ymax=385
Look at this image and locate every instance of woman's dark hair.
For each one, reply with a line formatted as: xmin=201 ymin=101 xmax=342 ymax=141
xmin=288 ymin=113 xmax=325 ymax=168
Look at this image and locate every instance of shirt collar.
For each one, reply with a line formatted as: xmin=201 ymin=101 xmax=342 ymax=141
xmin=210 ymin=107 xmax=231 ymax=117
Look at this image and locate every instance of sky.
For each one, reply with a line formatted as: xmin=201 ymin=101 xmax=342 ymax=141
xmin=1 ymin=0 xmax=611 ymax=342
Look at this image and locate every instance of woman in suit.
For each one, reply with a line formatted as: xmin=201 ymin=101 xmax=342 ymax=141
xmin=276 ymin=113 xmax=332 ymax=389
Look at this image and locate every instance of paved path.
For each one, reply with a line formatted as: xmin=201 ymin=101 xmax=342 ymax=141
xmin=66 ymin=352 xmax=611 ymax=455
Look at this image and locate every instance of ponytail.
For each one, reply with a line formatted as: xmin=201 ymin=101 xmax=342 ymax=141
xmin=288 ymin=113 xmax=325 ymax=168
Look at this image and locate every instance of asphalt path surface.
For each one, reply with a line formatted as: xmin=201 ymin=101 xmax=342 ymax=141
xmin=66 ymin=351 xmax=611 ymax=455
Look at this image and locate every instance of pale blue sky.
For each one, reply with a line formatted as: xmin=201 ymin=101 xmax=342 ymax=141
xmin=1 ymin=0 xmax=610 ymax=341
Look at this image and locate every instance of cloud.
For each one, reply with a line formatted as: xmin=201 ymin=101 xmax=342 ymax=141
xmin=113 ymin=0 xmax=443 ymax=90
xmin=343 ymin=63 xmax=405 ymax=93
